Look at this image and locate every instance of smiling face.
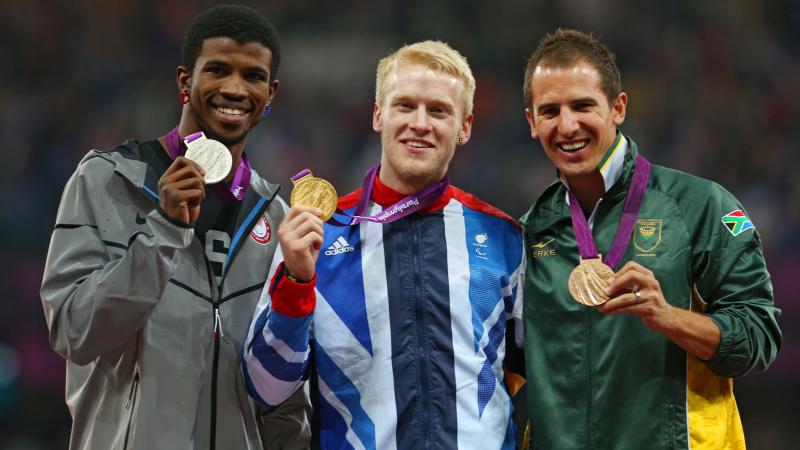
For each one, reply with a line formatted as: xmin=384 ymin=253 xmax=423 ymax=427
xmin=373 ymin=63 xmax=473 ymax=194
xmin=525 ymin=60 xmax=627 ymax=183
xmin=178 ymin=37 xmax=278 ymax=147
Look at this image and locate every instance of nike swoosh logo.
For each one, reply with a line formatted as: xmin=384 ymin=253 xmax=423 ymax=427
xmin=532 ymin=238 xmax=554 ymax=249
xmin=136 ymin=213 xmax=147 ymax=225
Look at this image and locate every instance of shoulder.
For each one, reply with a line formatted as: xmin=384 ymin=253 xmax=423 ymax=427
xmin=449 ymin=186 xmax=520 ymax=231
xmin=249 ymin=169 xmax=284 ymax=204
xmin=649 ymin=165 xmax=743 ymax=218
xmin=648 ymin=164 xmax=760 ymax=248
xmin=72 ymin=139 xmax=146 ymax=183
xmin=519 ymin=179 xmax=563 ymax=231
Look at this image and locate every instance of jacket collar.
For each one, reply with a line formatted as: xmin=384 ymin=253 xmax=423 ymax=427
xmin=372 ymin=171 xmax=453 ymax=212
xmin=522 ymin=134 xmax=641 ymax=233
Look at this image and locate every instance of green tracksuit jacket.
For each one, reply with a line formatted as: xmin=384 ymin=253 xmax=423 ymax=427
xmin=520 ymin=137 xmax=781 ymax=449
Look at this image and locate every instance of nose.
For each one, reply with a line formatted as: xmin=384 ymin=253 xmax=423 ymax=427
xmin=219 ymin=74 xmax=247 ymax=99
xmin=557 ymin=109 xmax=579 ymax=136
xmin=409 ymin=106 xmax=432 ymax=132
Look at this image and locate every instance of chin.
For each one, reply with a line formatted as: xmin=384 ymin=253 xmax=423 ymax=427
xmin=206 ymin=127 xmax=248 ymax=147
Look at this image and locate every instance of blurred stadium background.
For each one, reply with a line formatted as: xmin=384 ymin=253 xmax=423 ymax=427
xmin=0 ymin=0 xmax=797 ymax=448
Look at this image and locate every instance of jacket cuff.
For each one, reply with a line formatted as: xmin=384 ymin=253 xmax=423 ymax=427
xmin=704 ymin=314 xmax=747 ymax=377
xmin=269 ymin=262 xmax=316 ymax=318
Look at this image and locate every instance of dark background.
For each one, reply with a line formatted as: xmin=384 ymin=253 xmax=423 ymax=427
xmin=1 ymin=0 xmax=797 ymax=448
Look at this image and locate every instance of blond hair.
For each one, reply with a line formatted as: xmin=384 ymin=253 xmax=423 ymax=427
xmin=375 ymin=40 xmax=475 ymax=117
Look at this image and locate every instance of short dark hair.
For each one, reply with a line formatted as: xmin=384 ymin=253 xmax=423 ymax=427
xmin=523 ymin=29 xmax=621 ymax=108
xmin=181 ymin=4 xmax=281 ymax=78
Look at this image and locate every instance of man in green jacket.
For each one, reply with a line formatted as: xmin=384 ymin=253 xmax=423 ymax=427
xmin=519 ymin=29 xmax=781 ymax=449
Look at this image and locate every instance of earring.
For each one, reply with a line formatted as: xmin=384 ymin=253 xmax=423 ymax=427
xmin=262 ymin=104 xmax=272 ymax=119
xmin=178 ymin=90 xmax=190 ymax=104
xmin=458 ymin=136 xmax=465 ymax=144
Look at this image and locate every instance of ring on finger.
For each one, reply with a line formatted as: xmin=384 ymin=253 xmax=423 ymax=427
xmin=634 ymin=290 xmax=642 ymax=303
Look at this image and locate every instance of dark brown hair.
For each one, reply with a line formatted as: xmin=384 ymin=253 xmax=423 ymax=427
xmin=523 ymin=28 xmax=621 ymax=108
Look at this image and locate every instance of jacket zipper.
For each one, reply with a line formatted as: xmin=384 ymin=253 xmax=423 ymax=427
xmin=204 ymin=258 xmax=220 ymax=450
xmin=123 ymin=372 xmax=140 ymax=449
xmin=585 ymin=309 xmax=592 ymax=449
xmin=411 ymin=221 xmax=432 ymax=449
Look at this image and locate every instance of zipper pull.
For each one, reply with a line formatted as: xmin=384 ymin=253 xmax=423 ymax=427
xmin=213 ymin=308 xmax=224 ymax=339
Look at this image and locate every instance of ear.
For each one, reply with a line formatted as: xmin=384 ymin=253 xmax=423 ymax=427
xmin=611 ymin=92 xmax=627 ymax=127
xmin=525 ymin=108 xmax=540 ymax=140
xmin=177 ymin=66 xmax=191 ymax=92
xmin=372 ymin=103 xmax=382 ymax=132
xmin=267 ymin=79 xmax=279 ymax=105
xmin=457 ymin=113 xmax=474 ymax=146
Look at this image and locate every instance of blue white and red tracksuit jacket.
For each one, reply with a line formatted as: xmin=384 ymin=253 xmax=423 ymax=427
xmin=243 ymin=175 xmax=525 ymax=450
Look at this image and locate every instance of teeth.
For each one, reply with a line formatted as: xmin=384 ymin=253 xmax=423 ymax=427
xmin=407 ymin=141 xmax=428 ymax=148
xmin=560 ymin=140 xmax=588 ymax=151
xmin=217 ymin=107 xmax=244 ymax=115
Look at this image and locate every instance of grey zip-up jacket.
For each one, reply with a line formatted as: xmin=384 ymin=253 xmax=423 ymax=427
xmin=41 ymin=139 xmax=311 ymax=450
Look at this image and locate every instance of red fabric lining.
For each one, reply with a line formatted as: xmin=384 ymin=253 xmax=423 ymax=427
xmin=269 ymin=262 xmax=316 ymax=318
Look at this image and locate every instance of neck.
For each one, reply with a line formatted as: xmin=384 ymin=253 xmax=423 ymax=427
xmin=378 ymin=173 xmax=436 ymax=195
xmin=566 ymin=173 xmax=605 ymax=217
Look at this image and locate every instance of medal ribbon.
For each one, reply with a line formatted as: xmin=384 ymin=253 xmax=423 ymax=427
xmin=294 ymin=163 xmax=448 ymax=226
xmin=164 ymin=126 xmax=251 ymax=202
xmin=567 ymin=153 xmax=651 ymax=270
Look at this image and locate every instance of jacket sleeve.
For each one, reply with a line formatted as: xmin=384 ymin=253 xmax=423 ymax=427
xmin=243 ymin=247 xmax=316 ymax=407
xmin=691 ymin=185 xmax=782 ymax=377
xmin=40 ymin=155 xmax=194 ymax=366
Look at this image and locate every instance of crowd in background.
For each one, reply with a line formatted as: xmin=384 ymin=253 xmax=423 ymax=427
xmin=0 ymin=0 xmax=797 ymax=448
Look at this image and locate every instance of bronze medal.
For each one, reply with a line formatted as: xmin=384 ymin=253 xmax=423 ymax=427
xmin=567 ymin=256 xmax=614 ymax=306
xmin=290 ymin=171 xmax=338 ymax=221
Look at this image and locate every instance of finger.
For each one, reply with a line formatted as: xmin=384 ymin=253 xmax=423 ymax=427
xmin=161 ymin=181 xmax=207 ymax=204
xmin=164 ymin=156 xmax=206 ymax=177
xmin=288 ymin=217 xmax=325 ymax=241
xmin=607 ymin=268 xmax=653 ymax=297
xmin=286 ymin=205 xmax=323 ymax=219
xmin=162 ymin=188 xmax=206 ymax=208
xmin=606 ymin=272 xmax=640 ymax=297
xmin=283 ymin=231 xmax=324 ymax=267
xmin=598 ymin=292 xmax=642 ymax=314
xmin=613 ymin=261 xmax=653 ymax=280
xmin=160 ymin=164 xmax=206 ymax=185
xmin=281 ymin=211 xmax=324 ymax=236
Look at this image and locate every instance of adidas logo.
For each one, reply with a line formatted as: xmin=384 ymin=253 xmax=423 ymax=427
xmin=324 ymin=236 xmax=355 ymax=256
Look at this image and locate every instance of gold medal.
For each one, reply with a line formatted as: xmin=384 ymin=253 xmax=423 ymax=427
xmin=568 ymin=255 xmax=614 ymax=306
xmin=290 ymin=170 xmax=338 ymax=221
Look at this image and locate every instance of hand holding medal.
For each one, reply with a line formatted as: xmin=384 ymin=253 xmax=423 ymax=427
xmin=290 ymin=169 xmax=338 ymax=221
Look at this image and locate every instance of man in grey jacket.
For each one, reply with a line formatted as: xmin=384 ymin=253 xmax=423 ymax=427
xmin=40 ymin=5 xmax=310 ymax=450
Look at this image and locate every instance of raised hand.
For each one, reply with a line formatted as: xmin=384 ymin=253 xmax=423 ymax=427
xmin=157 ymin=156 xmax=206 ymax=225
xmin=277 ymin=205 xmax=324 ymax=281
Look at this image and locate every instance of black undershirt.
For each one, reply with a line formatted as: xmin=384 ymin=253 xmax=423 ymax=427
xmin=138 ymin=139 xmax=242 ymax=281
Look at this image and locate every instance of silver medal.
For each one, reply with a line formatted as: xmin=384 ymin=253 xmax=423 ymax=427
xmin=184 ymin=137 xmax=232 ymax=184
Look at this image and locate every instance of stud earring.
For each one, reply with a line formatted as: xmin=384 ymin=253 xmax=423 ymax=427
xmin=178 ymin=90 xmax=190 ymax=104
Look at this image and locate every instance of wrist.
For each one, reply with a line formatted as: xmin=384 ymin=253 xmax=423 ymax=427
xmin=283 ymin=266 xmax=312 ymax=284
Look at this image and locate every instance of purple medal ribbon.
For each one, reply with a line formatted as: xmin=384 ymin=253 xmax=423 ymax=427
xmin=163 ymin=126 xmax=251 ymax=202
xmin=294 ymin=163 xmax=449 ymax=226
xmin=567 ymin=153 xmax=651 ymax=270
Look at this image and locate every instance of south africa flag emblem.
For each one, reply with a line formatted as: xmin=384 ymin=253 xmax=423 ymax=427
xmin=721 ymin=210 xmax=754 ymax=237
